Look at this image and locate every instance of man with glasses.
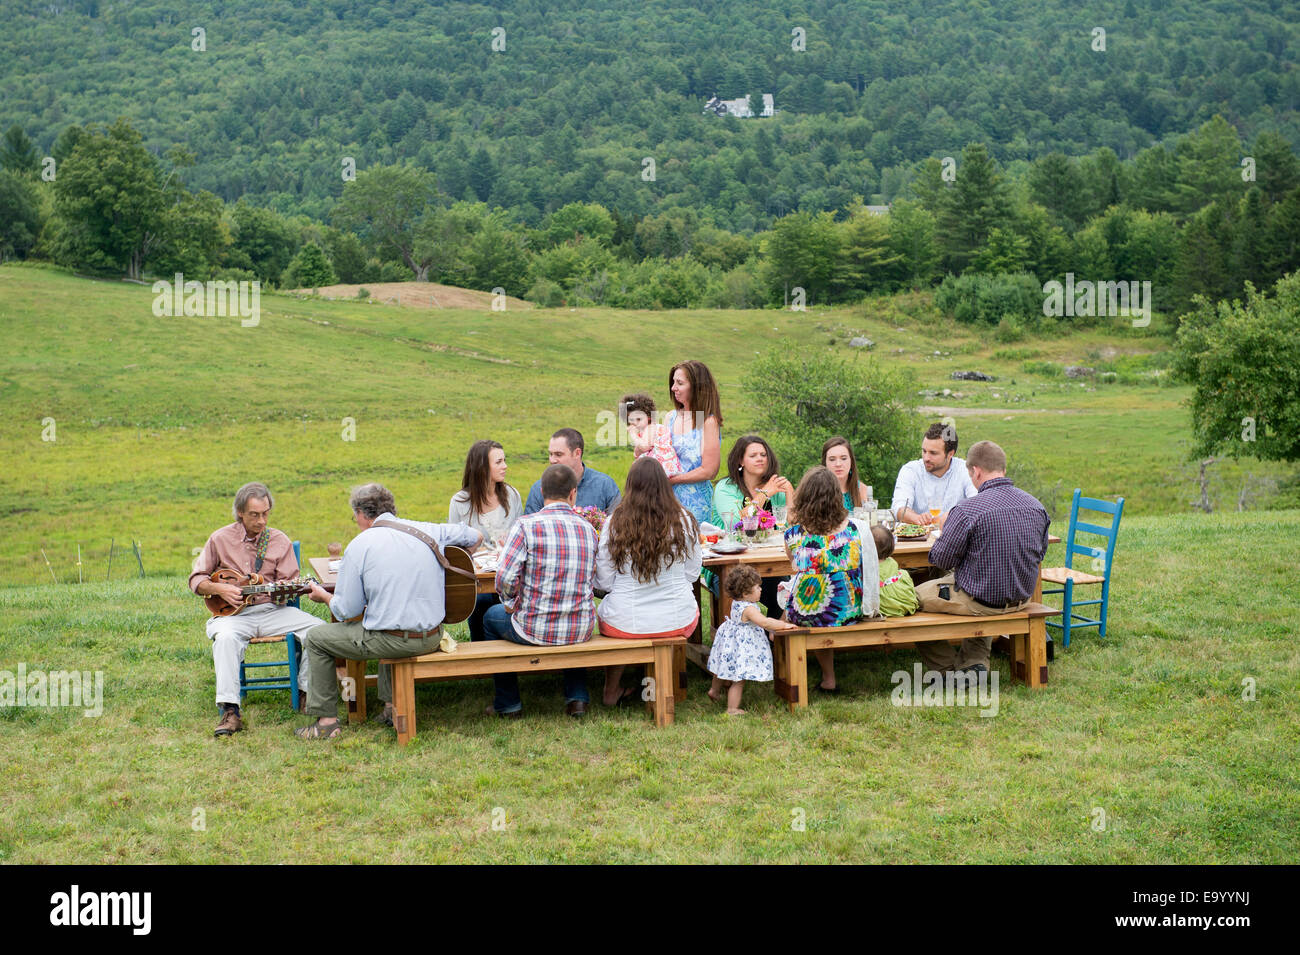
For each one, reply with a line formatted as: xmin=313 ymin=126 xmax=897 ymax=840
xmin=189 ymin=482 xmax=323 ymax=738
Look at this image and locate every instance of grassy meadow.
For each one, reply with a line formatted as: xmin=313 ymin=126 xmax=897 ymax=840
xmin=1 ymin=263 xmax=1298 ymax=863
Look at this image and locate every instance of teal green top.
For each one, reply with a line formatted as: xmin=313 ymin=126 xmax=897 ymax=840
xmin=711 ymin=477 xmax=786 ymax=528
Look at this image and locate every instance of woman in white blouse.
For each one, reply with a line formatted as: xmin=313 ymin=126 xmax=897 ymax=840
xmin=595 ymin=456 xmax=702 ymax=706
xmin=449 ymin=439 xmax=523 ymax=641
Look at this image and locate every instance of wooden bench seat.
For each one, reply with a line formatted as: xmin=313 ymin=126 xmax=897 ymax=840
xmin=772 ymin=603 xmax=1060 ymax=710
xmin=370 ymin=635 xmax=687 ymax=745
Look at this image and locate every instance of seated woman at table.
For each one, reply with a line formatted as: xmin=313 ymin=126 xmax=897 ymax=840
xmin=711 ymin=434 xmax=794 ymax=612
xmin=783 ymin=466 xmax=879 ymax=692
xmin=822 ymin=435 xmax=871 ymax=511
xmin=449 ymin=439 xmax=523 ymax=641
xmin=665 ymin=360 xmax=723 ymax=524
xmin=595 ymin=456 xmax=701 ymax=706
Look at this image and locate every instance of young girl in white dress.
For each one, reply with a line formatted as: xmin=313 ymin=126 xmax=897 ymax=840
xmin=708 ymin=566 xmax=796 ymax=714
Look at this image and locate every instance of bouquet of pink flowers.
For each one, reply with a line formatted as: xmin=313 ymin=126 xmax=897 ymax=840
xmin=731 ymin=509 xmax=776 ymax=532
xmin=575 ymin=506 xmax=607 ymax=535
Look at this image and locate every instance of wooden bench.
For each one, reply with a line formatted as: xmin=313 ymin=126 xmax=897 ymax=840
xmin=772 ymin=603 xmax=1060 ymax=710
xmin=365 ymin=635 xmax=687 ymax=745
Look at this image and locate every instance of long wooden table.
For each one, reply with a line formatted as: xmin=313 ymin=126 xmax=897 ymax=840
xmin=689 ymin=531 xmax=1060 ymax=670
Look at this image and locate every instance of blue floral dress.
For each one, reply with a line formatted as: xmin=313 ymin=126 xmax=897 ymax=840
xmin=783 ymin=522 xmax=865 ymax=627
xmin=707 ymin=600 xmax=774 ymax=682
xmin=667 ymin=410 xmax=717 ymax=523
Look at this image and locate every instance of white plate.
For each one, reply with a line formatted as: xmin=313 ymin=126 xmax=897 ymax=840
xmin=709 ymin=541 xmax=749 ymax=555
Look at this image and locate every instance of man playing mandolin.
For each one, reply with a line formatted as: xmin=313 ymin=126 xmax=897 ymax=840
xmin=189 ymin=482 xmax=322 ymax=738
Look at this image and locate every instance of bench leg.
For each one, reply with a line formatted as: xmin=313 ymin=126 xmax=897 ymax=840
xmin=392 ymin=662 xmax=415 ymax=745
xmin=673 ymin=644 xmax=687 ymax=702
xmin=651 ymin=644 xmax=675 ymax=727
xmin=1011 ymin=619 xmax=1049 ymax=689
xmin=345 ymin=658 xmax=367 ymax=723
xmin=773 ymin=632 xmax=807 ymax=711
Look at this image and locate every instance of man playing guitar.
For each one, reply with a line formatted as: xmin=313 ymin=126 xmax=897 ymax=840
xmin=189 ymin=482 xmax=323 ymax=738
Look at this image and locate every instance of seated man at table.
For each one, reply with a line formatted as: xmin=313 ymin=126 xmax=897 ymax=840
xmin=296 ymin=483 xmax=482 ymax=738
xmin=523 ymin=427 xmax=621 ymax=515
xmin=189 ymin=481 xmax=323 ymax=738
xmin=916 ymin=440 xmax=1050 ymax=676
xmin=481 ymin=464 xmax=598 ymax=718
xmin=891 ymin=422 xmax=978 ymax=529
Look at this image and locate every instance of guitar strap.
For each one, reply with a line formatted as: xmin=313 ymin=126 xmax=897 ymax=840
xmin=253 ymin=528 xmax=270 ymax=573
xmin=372 ymin=520 xmax=475 ymax=580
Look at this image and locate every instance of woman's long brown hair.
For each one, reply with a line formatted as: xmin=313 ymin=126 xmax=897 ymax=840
xmin=669 ymin=360 xmax=724 ymax=430
xmin=790 ymin=466 xmax=847 ymax=537
xmin=460 ymin=439 xmax=515 ymax=518
xmin=606 ymin=456 xmax=699 ymax=583
xmin=821 ymin=435 xmax=863 ymax=508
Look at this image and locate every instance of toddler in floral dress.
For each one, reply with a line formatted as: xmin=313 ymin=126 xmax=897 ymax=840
xmin=708 ymin=566 xmax=796 ymax=714
xmin=622 ymin=393 xmax=683 ymax=476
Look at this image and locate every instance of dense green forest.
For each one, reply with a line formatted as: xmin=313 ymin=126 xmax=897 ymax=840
xmin=2 ymin=0 xmax=1299 ymax=314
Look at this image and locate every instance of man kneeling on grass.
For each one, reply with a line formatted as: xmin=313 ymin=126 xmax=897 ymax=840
xmin=297 ymin=483 xmax=481 ymax=739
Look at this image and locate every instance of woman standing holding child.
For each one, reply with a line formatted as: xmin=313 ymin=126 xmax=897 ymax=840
xmin=665 ymin=360 xmax=723 ymax=524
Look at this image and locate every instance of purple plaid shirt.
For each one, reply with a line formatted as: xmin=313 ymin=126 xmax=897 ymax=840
xmin=495 ymin=502 xmax=598 ymax=645
xmin=928 ymin=477 xmax=1050 ymax=607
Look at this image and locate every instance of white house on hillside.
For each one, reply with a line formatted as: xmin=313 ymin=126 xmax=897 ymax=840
xmin=703 ymin=93 xmax=775 ymax=118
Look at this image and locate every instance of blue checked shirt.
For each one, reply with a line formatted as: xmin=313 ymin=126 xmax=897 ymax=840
xmin=927 ymin=478 xmax=1050 ymax=606
xmin=496 ymin=502 xmax=598 ymax=645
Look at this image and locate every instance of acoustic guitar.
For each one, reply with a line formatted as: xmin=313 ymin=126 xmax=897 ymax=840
xmin=204 ymin=569 xmax=317 ymax=617
xmin=371 ymin=519 xmax=478 ymax=626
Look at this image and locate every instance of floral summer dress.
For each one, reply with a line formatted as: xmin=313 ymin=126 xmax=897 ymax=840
xmin=783 ymin=522 xmax=865 ymax=627
xmin=667 ymin=409 xmax=716 ymax=523
xmin=707 ymin=600 xmax=774 ymax=682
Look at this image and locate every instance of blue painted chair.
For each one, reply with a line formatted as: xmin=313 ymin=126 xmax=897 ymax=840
xmin=238 ymin=540 xmax=306 ymax=710
xmin=1041 ymin=490 xmax=1124 ymax=648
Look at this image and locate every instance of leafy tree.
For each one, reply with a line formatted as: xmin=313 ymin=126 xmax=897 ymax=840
xmin=49 ymin=118 xmax=167 ymax=279
xmin=540 ymin=202 xmax=616 ymax=248
xmin=1027 ymin=152 xmax=1089 ymax=229
xmin=322 ymin=227 xmax=368 ymax=284
xmin=0 ymin=169 xmax=42 ymax=260
xmin=332 ymin=164 xmax=441 ymax=281
xmin=937 ymin=143 xmax=1012 ymax=273
xmin=463 ymin=213 xmax=531 ymax=295
xmin=884 ymin=199 xmax=940 ymax=289
xmin=230 ymin=200 xmax=299 ymax=286
xmin=1249 ymin=131 xmax=1300 ymax=205
xmin=152 ymin=189 xmax=230 ymax=279
xmin=1173 ymin=115 xmax=1243 ymax=215
xmin=833 ymin=200 xmax=901 ymax=296
xmin=1 ymin=124 xmax=39 ymax=175
xmin=283 ymin=242 xmax=337 ymax=288
xmin=468 ymin=147 xmax=497 ymax=202
xmin=759 ymin=210 xmax=839 ymax=304
xmin=746 ymin=345 xmax=919 ymax=489
xmin=1172 ymin=271 xmax=1300 ymax=463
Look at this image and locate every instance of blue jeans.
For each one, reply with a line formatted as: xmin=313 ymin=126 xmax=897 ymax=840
xmin=479 ymin=603 xmax=589 ymax=713
xmin=468 ymin=592 xmax=499 ymax=642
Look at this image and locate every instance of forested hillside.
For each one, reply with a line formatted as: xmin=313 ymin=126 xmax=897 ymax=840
xmin=2 ymin=0 xmax=1296 ymax=225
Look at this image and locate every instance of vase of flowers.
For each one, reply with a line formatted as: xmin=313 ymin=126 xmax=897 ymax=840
xmin=575 ymin=506 xmax=607 ymax=536
xmin=732 ymin=501 xmax=776 ymax=542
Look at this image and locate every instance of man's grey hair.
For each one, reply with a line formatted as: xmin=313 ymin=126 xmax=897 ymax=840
xmin=350 ymin=482 xmax=396 ymax=520
xmin=233 ymin=482 xmax=274 ymax=519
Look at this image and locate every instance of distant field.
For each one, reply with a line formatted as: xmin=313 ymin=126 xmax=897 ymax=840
xmin=1 ymin=264 xmax=1295 ymax=586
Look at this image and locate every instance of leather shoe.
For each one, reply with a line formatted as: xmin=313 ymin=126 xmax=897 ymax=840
xmin=214 ymin=708 xmax=243 ymax=737
xmin=565 ymin=700 xmax=587 ymax=718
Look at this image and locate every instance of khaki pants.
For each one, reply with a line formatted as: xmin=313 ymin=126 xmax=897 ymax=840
xmin=914 ymin=574 xmax=1029 ymax=671
xmin=207 ymin=602 xmax=321 ymax=706
xmin=301 ymin=621 xmax=441 ymax=718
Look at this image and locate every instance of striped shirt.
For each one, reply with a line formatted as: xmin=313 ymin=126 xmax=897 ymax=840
xmin=495 ymin=502 xmax=598 ymax=645
xmin=927 ymin=477 xmax=1050 ymax=607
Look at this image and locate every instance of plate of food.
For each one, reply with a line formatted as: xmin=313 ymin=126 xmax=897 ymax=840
xmin=709 ymin=540 xmax=749 ymax=555
xmin=894 ymin=523 xmax=929 ymax=539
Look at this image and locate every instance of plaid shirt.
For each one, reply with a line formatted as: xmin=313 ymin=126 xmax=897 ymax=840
xmin=928 ymin=477 xmax=1050 ymax=607
xmin=495 ymin=502 xmax=598 ymax=645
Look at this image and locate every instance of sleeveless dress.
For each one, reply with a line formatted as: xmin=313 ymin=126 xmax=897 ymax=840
xmin=667 ymin=409 xmax=716 ymax=523
xmin=707 ymin=600 xmax=774 ymax=682
xmin=783 ymin=522 xmax=866 ymax=627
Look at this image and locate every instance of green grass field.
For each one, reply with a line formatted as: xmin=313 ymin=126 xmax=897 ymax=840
xmin=1 ymin=264 xmax=1297 ymax=863
xmin=1 ymin=510 xmax=1296 ymax=864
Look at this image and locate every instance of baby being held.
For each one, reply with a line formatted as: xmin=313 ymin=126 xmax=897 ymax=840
xmin=622 ymin=392 xmax=683 ymax=476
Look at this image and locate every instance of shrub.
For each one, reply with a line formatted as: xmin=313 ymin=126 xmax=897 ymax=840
xmin=1022 ymin=360 xmax=1063 ymax=378
xmin=526 ymin=278 xmax=565 ymax=308
xmin=933 ymin=272 xmax=1043 ymax=326
xmin=745 ymin=344 xmax=920 ymax=489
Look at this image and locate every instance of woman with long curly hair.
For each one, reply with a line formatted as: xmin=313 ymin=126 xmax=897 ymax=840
xmin=665 ymin=359 xmax=723 ymax=523
xmin=782 ymin=466 xmax=878 ymax=693
xmin=595 ymin=456 xmax=702 ymax=705
xmin=449 ymin=439 xmax=522 ymax=641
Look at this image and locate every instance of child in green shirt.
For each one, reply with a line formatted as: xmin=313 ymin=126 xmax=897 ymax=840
xmin=871 ymin=525 xmax=919 ymax=617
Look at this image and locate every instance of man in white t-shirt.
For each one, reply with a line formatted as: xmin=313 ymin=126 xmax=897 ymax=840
xmin=891 ymin=422 xmax=978 ymax=529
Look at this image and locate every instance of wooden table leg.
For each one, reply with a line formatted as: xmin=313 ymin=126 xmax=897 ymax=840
xmin=392 ymin=661 xmax=415 ymax=745
xmin=1026 ymin=616 xmax=1048 ymax=688
xmin=652 ymin=643 xmax=675 ymax=727
xmin=775 ymin=632 xmax=808 ymax=711
xmin=345 ymin=658 xmax=367 ymax=723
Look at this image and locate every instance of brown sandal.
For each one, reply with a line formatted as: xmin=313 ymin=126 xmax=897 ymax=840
xmin=294 ymin=719 xmax=343 ymax=740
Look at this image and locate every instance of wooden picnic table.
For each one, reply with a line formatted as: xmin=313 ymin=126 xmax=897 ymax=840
xmin=311 ymin=555 xmax=498 ymax=595
xmin=688 ymin=530 xmax=1060 ymax=669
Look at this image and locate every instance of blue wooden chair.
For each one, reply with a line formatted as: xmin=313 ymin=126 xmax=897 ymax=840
xmin=238 ymin=540 xmax=306 ymax=710
xmin=1041 ymin=490 xmax=1124 ymax=648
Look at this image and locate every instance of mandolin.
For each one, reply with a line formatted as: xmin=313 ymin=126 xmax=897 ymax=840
xmin=204 ymin=569 xmax=317 ymax=617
